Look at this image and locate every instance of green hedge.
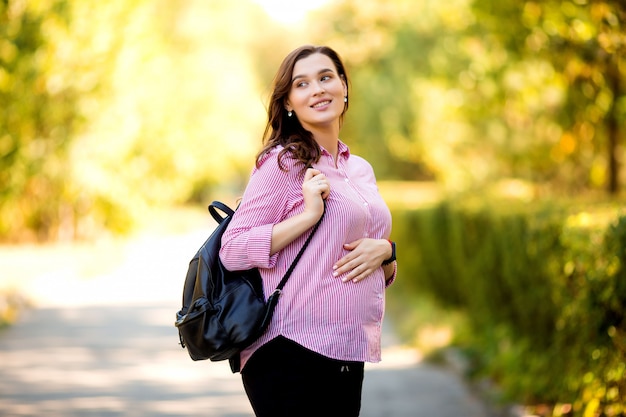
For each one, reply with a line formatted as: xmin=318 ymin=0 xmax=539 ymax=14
xmin=388 ymin=198 xmax=626 ymax=416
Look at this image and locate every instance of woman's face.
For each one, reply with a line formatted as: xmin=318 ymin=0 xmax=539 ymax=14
xmin=286 ymin=53 xmax=347 ymax=132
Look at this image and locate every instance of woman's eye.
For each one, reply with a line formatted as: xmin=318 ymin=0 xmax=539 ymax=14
xmin=296 ymin=81 xmax=308 ymax=88
xmin=321 ymin=75 xmax=331 ymax=82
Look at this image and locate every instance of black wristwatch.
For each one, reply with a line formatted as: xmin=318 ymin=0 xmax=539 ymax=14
xmin=382 ymin=240 xmax=396 ymax=266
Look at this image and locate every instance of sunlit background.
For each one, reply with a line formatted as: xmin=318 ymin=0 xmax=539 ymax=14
xmin=1 ymin=0 xmax=624 ymax=242
xmin=1 ymin=0 xmax=625 ymax=416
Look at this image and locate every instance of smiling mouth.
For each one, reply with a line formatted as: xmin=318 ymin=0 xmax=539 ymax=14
xmin=311 ymin=100 xmax=331 ymax=108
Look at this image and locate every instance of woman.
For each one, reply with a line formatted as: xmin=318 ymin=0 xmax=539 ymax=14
xmin=219 ymin=45 xmax=397 ymax=417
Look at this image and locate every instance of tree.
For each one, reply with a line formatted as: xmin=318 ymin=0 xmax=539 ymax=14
xmin=0 ymin=0 xmax=293 ymax=241
xmin=0 ymin=0 xmax=81 ymax=240
xmin=472 ymin=0 xmax=626 ymax=193
xmin=309 ymin=0 xmax=625 ymax=194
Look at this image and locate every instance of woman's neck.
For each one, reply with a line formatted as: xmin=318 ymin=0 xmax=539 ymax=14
xmin=311 ymin=125 xmax=340 ymax=163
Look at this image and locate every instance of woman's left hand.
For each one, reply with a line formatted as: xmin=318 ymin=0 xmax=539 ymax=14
xmin=333 ymin=238 xmax=391 ymax=283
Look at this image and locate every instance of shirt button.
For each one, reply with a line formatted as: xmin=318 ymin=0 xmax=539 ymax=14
xmin=344 ymin=178 xmax=349 ymax=182
xmin=363 ymin=202 xmax=368 ymax=207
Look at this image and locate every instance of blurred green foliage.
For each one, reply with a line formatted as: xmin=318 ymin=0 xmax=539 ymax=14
xmin=1 ymin=0 xmax=624 ymax=241
xmin=0 ymin=0 xmax=80 ymax=241
xmin=315 ymin=0 xmax=625 ymax=192
xmin=0 ymin=0 xmax=281 ymax=241
xmin=388 ymin=196 xmax=626 ymax=416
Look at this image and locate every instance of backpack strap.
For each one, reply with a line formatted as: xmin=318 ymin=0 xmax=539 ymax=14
xmin=208 ymin=201 xmax=235 ymax=224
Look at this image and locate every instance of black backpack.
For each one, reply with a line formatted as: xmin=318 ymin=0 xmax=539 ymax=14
xmin=175 ymin=201 xmax=324 ymax=373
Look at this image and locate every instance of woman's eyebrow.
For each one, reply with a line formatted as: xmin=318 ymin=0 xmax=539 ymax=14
xmin=291 ymin=68 xmax=334 ymax=83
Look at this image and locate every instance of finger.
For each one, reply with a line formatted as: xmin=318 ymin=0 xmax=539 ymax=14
xmin=353 ymin=264 xmax=378 ymax=282
xmin=344 ymin=264 xmax=372 ymax=283
xmin=342 ymin=267 xmax=359 ymax=282
xmin=343 ymin=240 xmax=362 ymax=251
xmin=304 ymin=168 xmax=320 ymax=181
xmin=312 ymin=174 xmax=326 ymax=185
xmin=335 ymin=258 xmax=362 ymax=279
xmin=333 ymin=252 xmax=354 ymax=272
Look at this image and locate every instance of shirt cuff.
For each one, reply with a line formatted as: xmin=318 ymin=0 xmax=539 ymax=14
xmin=247 ymin=223 xmax=278 ymax=268
xmin=384 ymin=261 xmax=397 ymax=288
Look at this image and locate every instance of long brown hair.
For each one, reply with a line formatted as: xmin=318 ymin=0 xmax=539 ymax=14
xmin=255 ymin=45 xmax=350 ymax=171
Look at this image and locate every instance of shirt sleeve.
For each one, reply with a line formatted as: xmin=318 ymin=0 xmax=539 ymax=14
xmin=219 ymin=149 xmax=303 ymax=271
xmin=384 ymin=261 xmax=397 ymax=287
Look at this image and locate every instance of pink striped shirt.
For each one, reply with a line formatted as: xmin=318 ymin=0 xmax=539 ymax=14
xmin=219 ymin=140 xmax=395 ymax=370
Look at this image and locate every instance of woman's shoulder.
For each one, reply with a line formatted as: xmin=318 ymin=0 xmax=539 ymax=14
xmin=339 ymin=141 xmax=372 ymax=170
xmin=347 ymin=152 xmax=374 ymax=171
xmin=256 ymin=145 xmax=281 ymax=166
xmin=255 ymin=145 xmax=302 ymax=174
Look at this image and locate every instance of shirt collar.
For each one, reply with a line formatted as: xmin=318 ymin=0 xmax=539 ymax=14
xmin=319 ymin=140 xmax=351 ymax=160
xmin=337 ymin=140 xmax=351 ymax=159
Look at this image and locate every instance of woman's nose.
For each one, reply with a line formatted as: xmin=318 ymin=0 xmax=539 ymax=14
xmin=312 ymin=82 xmax=325 ymax=95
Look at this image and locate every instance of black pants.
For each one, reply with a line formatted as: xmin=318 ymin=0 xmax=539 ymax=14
xmin=241 ymin=336 xmax=365 ymax=417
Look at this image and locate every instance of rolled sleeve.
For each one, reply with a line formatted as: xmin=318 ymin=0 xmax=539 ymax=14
xmin=246 ymin=223 xmax=278 ymax=269
xmin=220 ymin=221 xmax=279 ymax=271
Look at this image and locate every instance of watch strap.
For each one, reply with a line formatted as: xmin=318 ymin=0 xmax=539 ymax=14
xmin=382 ymin=240 xmax=396 ymax=266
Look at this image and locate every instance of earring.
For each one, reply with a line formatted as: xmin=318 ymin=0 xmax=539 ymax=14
xmin=288 ymin=111 xmax=293 ymax=117
xmin=344 ymin=96 xmax=348 ymax=103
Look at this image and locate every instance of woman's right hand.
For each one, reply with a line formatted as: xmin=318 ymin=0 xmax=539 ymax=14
xmin=302 ymin=168 xmax=329 ymax=220
xmin=268 ymin=168 xmax=329 ymax=255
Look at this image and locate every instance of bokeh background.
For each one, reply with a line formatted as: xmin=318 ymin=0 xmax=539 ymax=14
xmin=1 ymin=0 xmax=625 ymax=416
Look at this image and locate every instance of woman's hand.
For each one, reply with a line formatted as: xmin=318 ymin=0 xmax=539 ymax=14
xmin=302 ymin=168 xmax=330 ymax=221
xmin=333 ymin=238 xmax=392 ymax=283
xmin=269 ymin=168 xmax=329 ymax=255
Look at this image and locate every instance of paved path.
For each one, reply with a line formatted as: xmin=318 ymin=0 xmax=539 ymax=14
xmin=0 ymin=225 xmax=493 ymax=417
